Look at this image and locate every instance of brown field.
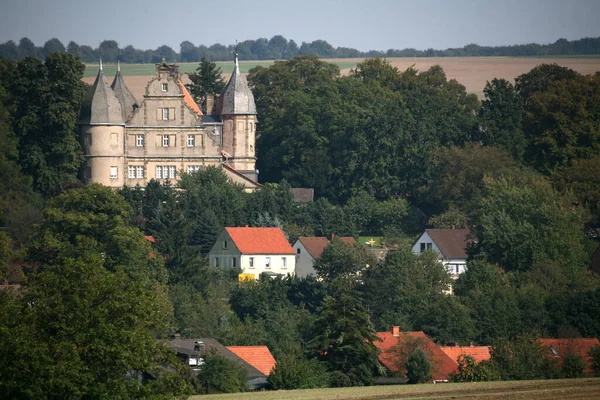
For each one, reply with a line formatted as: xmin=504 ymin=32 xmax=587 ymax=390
xmin=189 ymin=378 xmax=600 ymax=400
xmin=83 ymin=57 xmax=600 ymax=100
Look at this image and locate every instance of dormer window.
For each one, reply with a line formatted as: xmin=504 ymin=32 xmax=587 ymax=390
xmin=162 ymin=83 xmax=168 ymax=92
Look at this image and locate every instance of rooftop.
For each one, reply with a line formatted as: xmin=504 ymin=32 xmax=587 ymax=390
xmin=439 ymin=345 xmax=491 ymax=364
xmin=227 ymin=346 xmax=276 ymax=376
xmin=297 ymin=236 xmax=356 ymax=260
xmin=225 ymin=227 xmax=295 ymax=255
xmin=424 ymin=229 xmax=472 ymax=259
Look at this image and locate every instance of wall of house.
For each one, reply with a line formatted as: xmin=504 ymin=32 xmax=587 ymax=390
xmin=80 ymin=125 xmax=126 ymax=187
xmin=208 ymin=230 xmax=241 ymax=270
xmin=292 ymin=240 xmax=317 ymax=278
xmin=239 ymin=254 xmax=295 ymax=279
xmin=221 ymin=114 xmax=257 ymax=177
xmin=411 ymin=232 xmax=442 ymax=256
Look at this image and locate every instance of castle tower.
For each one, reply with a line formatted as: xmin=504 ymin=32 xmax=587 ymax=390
xmin=78 ymin=59 xmax=126 ymax=188
xmin=216 ymin=50 xmax=258 ymax=181
xmin=111 ymin=60 xmax=138 ymax=122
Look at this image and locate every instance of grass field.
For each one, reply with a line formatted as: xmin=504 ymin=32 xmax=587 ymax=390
xmin=189 ymin=378 xmax=600 ymax=400
xmin=83 ymin=57 xmax=600 ymax=100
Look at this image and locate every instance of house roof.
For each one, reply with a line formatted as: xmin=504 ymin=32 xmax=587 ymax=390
xmin=177 ymin=79 xmax=202 ymax=117
xmin=538 ymin=338 xmax=600 ymax=375
xmin=111 ymin=62 xmax=138 ymax=121
xmin=144 ymin=235 xmax=156 ymax=243
xmin=222 ymin=163 xmax=263 ymax=188
xmin=216 ymin=53 xmax=256 ymax=115
xmin=166 ymin=338 xmax=265 ymax=379
xmin=424 ymin=229 xmax=472 ymax=260
xmin=439 ymin=345 xmax=491 ymax=364
xmin=79 ymin=62 xmax=124 ymax=125
xmin=290 ymin=188 xmax=314 ymax=203
xmin=297 ymin=236 xmax=356 ymax=260
xmin=225 ymin=227 xmax=294 ymax=255
xmin=375 ymin=329 xmax=457 ymax=381
xmin=227 ymin=346 xmax=276 ymax=376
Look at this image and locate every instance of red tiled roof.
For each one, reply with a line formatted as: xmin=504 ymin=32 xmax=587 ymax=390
xmin=226 ymin=227 xmax=295 ymax=255
xmin=177 ymin=80 xmax=202 ymax=117
xmin=227 ymin=346 xmax=276 ymax=376
xmin=376 ymin=329 xmax=457 ymax=381
xmin=144 ymin=235 xmax=156 ymax=243
xmin=298 ymin=237 xmax=357 ymax=260
xmin=439 ymin=346 xmax=491 ymax=364
xmin=424 ymin=229 xmax=472 ymax=259
xmin=538 ymin=338 xmax=600 ymax=375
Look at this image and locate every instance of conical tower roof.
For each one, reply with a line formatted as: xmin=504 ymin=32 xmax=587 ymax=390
xmin=79 ymin=60 xmax=123 ymax=125
xmin=216 ymin=51 xmax=256 ymax=115
xmin=111 ymin=61 xmax=138 ymax=121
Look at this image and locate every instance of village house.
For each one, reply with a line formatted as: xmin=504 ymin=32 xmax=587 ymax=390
xmin=439 ymin=343 xmax=491 ymax=365
xmin=292 ymin=236 xmax=356 ymax=278
xmin=78 ymin=51 xmax=260 ymax=191
xmin=412 ymin=229 xmax=472 ymax=278
xmin=208 ymin=227 xmax=296 ymax=279
xmin=538 ymin=338 xmax=600 ymax=376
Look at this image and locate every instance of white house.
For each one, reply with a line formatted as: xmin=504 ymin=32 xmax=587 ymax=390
xmin=412 ymin=229 xmax=472 ymax=278
xmin=209 ymin=227 xmax=296 ymax=279
xmin=292 ymin=236 xmax=356 ymax=278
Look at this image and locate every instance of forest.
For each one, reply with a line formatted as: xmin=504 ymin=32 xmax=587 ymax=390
xmin=0 ymin=35 xmax=600 ymax=63
xmin=0 ymin=52 xmax=599 ymax=397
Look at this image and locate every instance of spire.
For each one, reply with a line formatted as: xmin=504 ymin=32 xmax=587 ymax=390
xmin=79 ymin=57 xmax=123 ymax=125
xmin=99 ymin=57 xmax=103 ymax=71
xmin=215 ymin=43 xmax=256 ymax=115
xmin=117 ymin=58 xmax=120 ymax=72
xmin=111 ymin=59 xmax=138 ymax=121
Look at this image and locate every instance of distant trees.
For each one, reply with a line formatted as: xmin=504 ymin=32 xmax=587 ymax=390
xmin=1 ymin=35 xmax=599 ymax=62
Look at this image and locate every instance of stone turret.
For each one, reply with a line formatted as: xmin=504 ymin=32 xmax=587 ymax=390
xmin=111 ymin=60 xmax=138 ymax=121
xmin=217 ymin=50 xmax=258 ymax=180
xmin=78 ymin=60 xmax=126 ymax=188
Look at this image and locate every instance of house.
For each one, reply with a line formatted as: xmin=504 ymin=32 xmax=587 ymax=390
xmin=538 ymin=338 xmax=600 ymax=375
xmin=78 ymin=49 xmax=260 ymax=191
xmin=375 ymin=326 xmax=458 ymax=382
xmin=209 ymin=227 xmax=295 ymax=279
xmin=412 ymin=229 xmax=472 ymax=278
xmin=292 ymin=236 xmax=356 ymax=278
xmin=439 ymin=343 xmax=491 ymax=364
xmin=166 ymin=337 xmax=274 ymax=390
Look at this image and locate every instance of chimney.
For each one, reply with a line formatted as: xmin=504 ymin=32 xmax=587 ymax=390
xmin=194 ymin=340 xmax=205 ymax=355
xmin=451 ymin=225 xmax=455 ymax=230
xmin=391 ymin=326 xmax=400 ymax=337
xmin=469 ymin=342 xmax=474 ymax=347
xmin=173 ymin=333 xmax=181 ymax=340
xmin=454 ymin=342 xmax=460 ymax=347
xmin=205 ymin=94 xmax=214 ymax=115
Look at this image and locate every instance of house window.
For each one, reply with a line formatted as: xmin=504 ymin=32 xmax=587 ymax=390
xmin=420 ymin=242 xmax=433 ymax=252
xmin=223 ymin=241 xmax=228 ymax=249
xmin=297 ymin=248 xmax=301 ymax=254
xmin=187 ymin=165 xmax=201 ymax=174
xmin=187 ymin=135 xmax=195 ymax=147
xmin=265 ymin=257 xmax=271 ymax=269
xmin=232 ymin=258 xmax=236 ymax=268
xmin=136 ymin=134 xmax=144 ymax=147
xmin=155 ymin=165 xmax=176 ymax=179
xmin=215 ymin=257 xmax=219 ymax=267
xmin=162 ymin=83 xmax=168 ymax=92
xmin=249 ymin=257 xmax=254 ymax=269
xmin=282 ymin=258 xmax=287 ymax=269
xmin=110 ymin=166 xmax=118 ymax=179
xmin=162 ymin=135 xmax=170 ymax=147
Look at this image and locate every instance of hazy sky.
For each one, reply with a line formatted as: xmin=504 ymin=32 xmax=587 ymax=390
xmin=1 ymin=0 xmax=599 ymax=51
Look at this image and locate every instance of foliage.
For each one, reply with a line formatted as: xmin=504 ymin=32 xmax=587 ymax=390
xmin=428 ymin=208 xmax=469 ymax=229
xmin=561 ymin=353 xmax=586 ymax=378
xmin=186 ymin=58 xmax=226 ymax=113
xmin=489 ymin=336 xmax=558 ymax=380
xmin=590 ymin=346 xmax=600 ymax=377
xmin=268 ymin=356 xmax=329 ymax=390
xmin=405 ymin=349 xmax=432 ymax=384
xmin=195 ymin=354 xmax=247 ymax=394
xmin=314 ymin=238 xmax=376 ymax=282
xmin=450 ymin=355 xmax=500 ymax=382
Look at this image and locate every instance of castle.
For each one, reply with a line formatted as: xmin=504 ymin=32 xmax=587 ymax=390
xmin=78 ymin=54 xmax=260 ymax=191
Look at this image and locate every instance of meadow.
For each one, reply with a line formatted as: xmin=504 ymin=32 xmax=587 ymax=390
xmin=83 ymin=57 xmax=600 ymax=100
xmin=189 ymin=378 xmax=600 ymax=400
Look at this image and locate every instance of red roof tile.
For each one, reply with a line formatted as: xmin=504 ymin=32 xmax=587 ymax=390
xmin=144 ymin=235 xmax=156 ymax=243
xmin=226 ymin=227 xmax=295 ymax=255
xmin=538 ymin=338 xmax=600 ymax=375
xmin=226 ymin=346 xmax=276 ymax=376
xmin=439 ymin=346 xmax=491 ymax=364
xmin=177 ymin=80 xmax=202 ymax=117
xmin=376 ymin=328 xmax=458 ymax=381
xmin=298 ymin=237 xmax=357 ymax=260
xmin=424 ymin=229 xmax=472 ymax=259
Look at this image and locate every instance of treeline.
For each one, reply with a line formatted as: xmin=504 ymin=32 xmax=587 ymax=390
xmin=1 ymin=35 xmax=600 ymax=63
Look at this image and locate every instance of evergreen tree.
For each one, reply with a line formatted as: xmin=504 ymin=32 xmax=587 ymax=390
xmin=187 ymin=58 xmax=226 ymax=113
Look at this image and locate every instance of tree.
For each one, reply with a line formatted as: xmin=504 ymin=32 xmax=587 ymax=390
xmin=311 ymin=283 xmax=382 ymax=386
xmin=196 ymin=354 xmax=247 ymax=394
xmin=489 ymin=336 xmax=558 ymax=380
xmin=18 ymin=37 xmax=37 ymax=59
xmin=428 ymin=208 xmax=468 ymax=229
xmin=561 ymin=353 xmax=586 ymax=378
xmin=267 ymin=356 xmax=329 ymax=389
xmin=515 ymin=63 xmax=579 ymax=102
xmin=41 ymin=38 xmax=65 ymax=58
xmin=313 ymin=238 xmax=376 ymax=283
xmin=406 ymin=349 xmax=432 ymax=383
xmin=186 ymin=58 xmax=226 ymax=113
xmin=477 ymin=78 xmax=526 ymax=159
xmin=450 ymin=355 xmax=499 ymax=382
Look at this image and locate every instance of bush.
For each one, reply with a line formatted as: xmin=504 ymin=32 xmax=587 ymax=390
xmin=450 ymin=355 xmax=500 ymax=382
xmin=268 ymin=356 xmax=329 ymax=390
xmin=406 ymin=349 xmax=432 ymax=384
xmin=196 ymin=354 xmax=247 ymax=394
xmin=562 ymin=353 xmax=586 ymax=378
xmin=590 ymin=346 xmax=600 ymax=377
xmin=328 ymin=371 xmax=353 ymax=387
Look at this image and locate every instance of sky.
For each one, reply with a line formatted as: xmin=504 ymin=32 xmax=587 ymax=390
xmin=1 ymin=0 xmax=599 ymax=51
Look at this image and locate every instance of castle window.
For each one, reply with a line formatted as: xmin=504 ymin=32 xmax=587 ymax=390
xmin=162 ymin=135 xmax=170 ymax=147
xmin=136 ymin=166 xmax=144 ymax=178
xmin=136 ymin=134 xmax=144 ymax=147
xmin=162 ymin=108 xmax=169 ymax=120
xmin=187 ymin=135 xmax=195 ymax=147
xmin=162 ymin=83 xmax=168 ymax=92
xmin=110 ymin=166 xmax=118 ymax=179
xmin=156 ymin=165 xmax=176 ymax=179
xmin=128 ymin=166 xmax=136 ymax=179
xmin=169 ymin=166 xmax=176 ymax=178
xmin=84 ymin=166 xmax=91 ymax=179
xmin=187 ymin=165 xmax=201 ymax=174
xmin=249 ymin=122 xmax=253 ymax=132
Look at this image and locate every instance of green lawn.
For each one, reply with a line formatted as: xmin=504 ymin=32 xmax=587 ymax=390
xmin=189 ymin=378 xmax=600 ymax=400
xmin=83 ymin=60 xmax=358 ymax=78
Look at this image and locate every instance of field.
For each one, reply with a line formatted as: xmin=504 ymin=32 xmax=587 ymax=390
xmin=189 ymin=378 xmax=600 ymax=400
xmin=83 ymin=57 xmax=600 ymax=100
